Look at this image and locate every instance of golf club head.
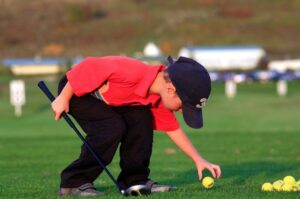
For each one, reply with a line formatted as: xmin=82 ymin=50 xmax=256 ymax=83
xmin=124 ymin=185 xmax=151 ymax=196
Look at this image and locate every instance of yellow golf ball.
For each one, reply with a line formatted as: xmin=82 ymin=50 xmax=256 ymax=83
xmin=202 ymin=177 xmax=214 ymax=189
xmin=261 ymin=182 xmax=273 ymax=191
xmin=296 ymin=180 xmax=300 ymax=191
xmin=272 ymin=180 xmax=284 ymax=191
xmin=282 ymin=183 xmax=293 ymax=192
xmin=283 ymin=176 xmax=296 ymax=185
xmin=291 ymin=184 xmax=298 ymax=192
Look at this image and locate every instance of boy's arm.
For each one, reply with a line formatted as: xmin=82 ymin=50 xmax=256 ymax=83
xmin=165 ymin=127 xmax=221 ymax=180
xmin=52 ymin=82 xmax=73 ymax=120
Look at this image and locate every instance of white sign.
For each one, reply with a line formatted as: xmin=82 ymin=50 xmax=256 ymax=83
xmin=10 ymin=80 xmax=26 ymax=116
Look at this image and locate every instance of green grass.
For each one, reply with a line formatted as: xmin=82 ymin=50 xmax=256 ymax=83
xmin=0 ymin=76 xmax=299 ymax=198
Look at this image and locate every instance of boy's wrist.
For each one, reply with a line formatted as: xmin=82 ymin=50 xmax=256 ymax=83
xmin=195 ymin=157 xmax=207 ymax=166
xmin=60 ymin=82 xmax=74 ymax=101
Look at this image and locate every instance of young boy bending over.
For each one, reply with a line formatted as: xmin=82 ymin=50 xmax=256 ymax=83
xmin=52 ymin=56 xmax=221 ymax=196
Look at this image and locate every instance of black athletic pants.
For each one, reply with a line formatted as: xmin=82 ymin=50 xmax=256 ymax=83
xmin=58 ymin=76 xmax=153 ymax=189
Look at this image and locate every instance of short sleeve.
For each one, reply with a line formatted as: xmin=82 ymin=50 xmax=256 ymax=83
xmin=67 ymin=57 xmax=116 ymax=96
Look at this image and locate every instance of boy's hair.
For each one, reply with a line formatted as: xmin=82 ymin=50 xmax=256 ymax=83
xmin=163 ymin=71 xmax=172 ymax=83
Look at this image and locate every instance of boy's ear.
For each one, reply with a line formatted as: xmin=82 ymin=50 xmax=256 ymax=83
xmin=166 ymin=82 xmax=177 ymax=95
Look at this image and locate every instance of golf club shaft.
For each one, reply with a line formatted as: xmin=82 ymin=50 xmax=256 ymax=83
xmin=37 ymin=81 xmax=124 ymax=194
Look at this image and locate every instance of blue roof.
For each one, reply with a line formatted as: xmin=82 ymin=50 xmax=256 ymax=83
xmin=2 ymin=58 xmax=68 ymax=67
xmin=72 ymin=57 xmax=84 ymax=64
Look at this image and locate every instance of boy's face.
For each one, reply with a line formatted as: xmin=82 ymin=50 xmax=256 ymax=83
xmin=160 ymin=82 xmax=182 ymax=112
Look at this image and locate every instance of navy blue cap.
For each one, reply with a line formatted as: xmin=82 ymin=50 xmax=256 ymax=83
xmin=166 ymin=56 xmax=211 ymax=128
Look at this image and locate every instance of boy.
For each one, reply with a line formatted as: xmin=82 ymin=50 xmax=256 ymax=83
xmin=52 ymin=56 xmax=221 ymax=196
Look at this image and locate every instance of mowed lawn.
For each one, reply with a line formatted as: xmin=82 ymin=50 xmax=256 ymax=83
xmin=0 ymin=77 xmax=299 ymax=199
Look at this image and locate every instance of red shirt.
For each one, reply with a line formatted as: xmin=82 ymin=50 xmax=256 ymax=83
xmin=67 ymin=56 xmax=180 ymax=131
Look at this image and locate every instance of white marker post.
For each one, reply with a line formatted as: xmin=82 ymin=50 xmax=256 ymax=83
xmin=10 ymin=80 xmax=26 ymax=117
xmin=225 ymin=80 xmax=237 ymax=98
xmin=277 ymin=79 xmax=288 ymax=97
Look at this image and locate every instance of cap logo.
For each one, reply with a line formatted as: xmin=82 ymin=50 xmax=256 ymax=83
xmin=195 ymin=98 xmax=207 ymax=109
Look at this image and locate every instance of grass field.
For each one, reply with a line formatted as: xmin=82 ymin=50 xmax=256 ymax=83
xmin=0 ymin=75 xmax=299 ymax=199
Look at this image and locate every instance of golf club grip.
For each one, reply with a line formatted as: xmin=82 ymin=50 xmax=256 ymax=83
xmin=37 ymin=81 xmax=124 ymax=194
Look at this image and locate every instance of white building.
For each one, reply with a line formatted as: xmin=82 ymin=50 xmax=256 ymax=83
xmin=268 ymin=59 xmax=300 ymax=72
xmin=3 ymin=58 xmax=67 ymax=75
xmin=143 ymin=42 xmax=162 ymax=57
xmin=178 ymin=45 xmax=266 ymax=71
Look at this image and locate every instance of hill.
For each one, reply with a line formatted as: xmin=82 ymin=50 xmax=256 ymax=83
xmin=1 ymin=0 xmax=300 ymax=59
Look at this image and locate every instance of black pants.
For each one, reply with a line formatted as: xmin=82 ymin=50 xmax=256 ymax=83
xmin=58 ymin=76 xmax=153 ymax=189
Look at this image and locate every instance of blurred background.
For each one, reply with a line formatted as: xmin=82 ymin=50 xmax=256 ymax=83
xmin=1 ymin=0 xmax=300 ymax=78
xmin=0 ymin=1 xmax=299 ymax=198
xmin=1 ymin=0 xmax=300 ymax=114
xmin=0 ymin=0 xmax=300 ymax=58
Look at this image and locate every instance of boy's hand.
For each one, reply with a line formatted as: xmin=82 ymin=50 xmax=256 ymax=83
xmin=51 ymin=95 xmax=70 ymax=120
xmin=196 ymin=159 xmax=221 ymax=180
xmin=51 ymin=82 xmax=73 ymax=120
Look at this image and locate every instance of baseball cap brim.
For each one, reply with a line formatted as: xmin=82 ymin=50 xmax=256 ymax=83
xmin=182 ymin=103 xmax=203 ymax=128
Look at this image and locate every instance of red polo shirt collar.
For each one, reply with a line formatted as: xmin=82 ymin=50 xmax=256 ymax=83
xmin=134 ymin=65 xmax=165 ymax=106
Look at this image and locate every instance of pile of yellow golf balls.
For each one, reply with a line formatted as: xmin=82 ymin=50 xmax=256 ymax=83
xmin=261 ymin=176 xmax=300 ymax=192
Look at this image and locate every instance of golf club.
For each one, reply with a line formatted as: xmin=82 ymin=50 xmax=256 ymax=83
xmin=38 ymin=81 xmax=151 ymax=196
